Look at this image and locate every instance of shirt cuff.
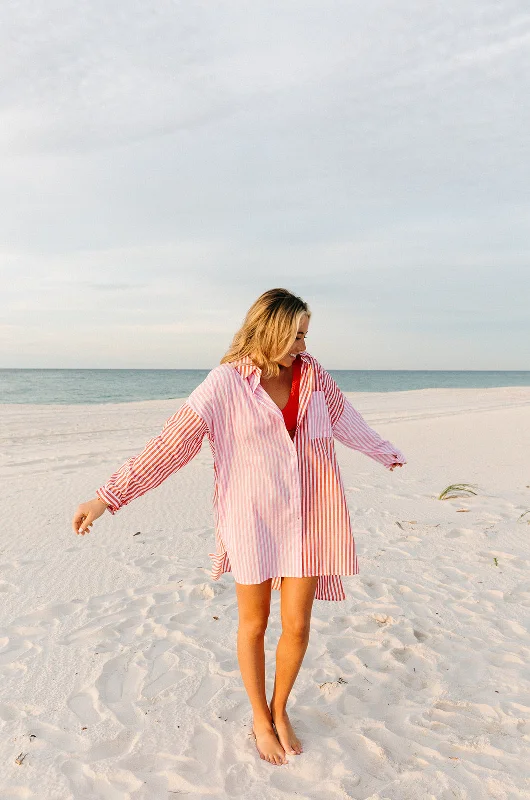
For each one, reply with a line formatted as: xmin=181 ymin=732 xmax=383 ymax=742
xmin=96 ymin=486 xmax=122 ymax=515
xmin=382 ymin=451 xmax=407 ymax=469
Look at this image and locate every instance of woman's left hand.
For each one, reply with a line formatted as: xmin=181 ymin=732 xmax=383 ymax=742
xmin=389 ymin=462 xmax=404 ymax=471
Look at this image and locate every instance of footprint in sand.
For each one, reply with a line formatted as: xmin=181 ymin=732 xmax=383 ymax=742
xmin=182 ymin=721 xmax=222 ymax=777
xmin=186 ymin=673 xmax=226 ymax=708
xmin=95 ymin=652 xmax=147 ymax=727
xmin=0 ymin=637 xmax=40 ymax=673
xmin=62 ymin=755 xmax=139 ymax=797
xmin=445 ymin=527 xmax=475 ymax=539
xmin=359 ymin=578 xmax=389 ymax=599
xmin=224 ymin=761 xmax=254 ymax=796
xmin=390 ymin=646 xmax=415 ymax=664
xmin=190 ymin=580 xmax=228 ymax=600
xmin=26 ymin=719 xmax=84 ymax=752
xmin=67 ymin=687 xmax=103 ymax=726
xmin=141 ymin=651 xmax=187 ymax=699
xmin=84 ymin=728 xmax=140 ymax=763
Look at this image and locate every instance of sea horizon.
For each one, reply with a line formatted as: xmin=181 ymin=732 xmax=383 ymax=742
xmin=1 ymin=368 xmax=529 ymax=405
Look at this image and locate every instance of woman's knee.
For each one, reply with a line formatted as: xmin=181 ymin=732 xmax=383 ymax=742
xmin=238 ymin=617 xmax=269 ymax=638
xmin=235 ymin=579 xmax=272 ymax=636
xmin=281 ymin=618 xmax=311 ymax=640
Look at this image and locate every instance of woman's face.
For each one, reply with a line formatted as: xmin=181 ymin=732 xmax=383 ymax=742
xmin=277 ymin=314 xmax=310 ymax=369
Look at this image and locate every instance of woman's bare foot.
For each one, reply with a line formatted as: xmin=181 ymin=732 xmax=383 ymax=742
xmin=270 ymin=706 xmax=303 ymax=755
xmin=251 ymin=719 xmax=288 ymax=765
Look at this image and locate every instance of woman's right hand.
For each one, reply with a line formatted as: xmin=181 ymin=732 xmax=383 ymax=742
xmin=73 ymin=497 xmax=109 ymax=535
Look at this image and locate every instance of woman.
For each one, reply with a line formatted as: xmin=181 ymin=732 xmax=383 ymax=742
xmin=72 ymin=287 xmax=406 ymax=766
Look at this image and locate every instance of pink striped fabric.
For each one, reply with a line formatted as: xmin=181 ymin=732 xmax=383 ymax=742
xmin=96 ymin=352 xmax=406 ymax=601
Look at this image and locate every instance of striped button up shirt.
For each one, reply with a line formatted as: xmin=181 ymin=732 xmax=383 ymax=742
xmin=96 ymin=352 xmax=406 ymax=601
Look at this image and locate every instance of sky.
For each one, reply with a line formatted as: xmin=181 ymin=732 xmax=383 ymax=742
xmin=1 ymin=0 xmax=529 ymax=370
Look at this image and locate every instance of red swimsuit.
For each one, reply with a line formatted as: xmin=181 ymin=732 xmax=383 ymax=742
xmin=281 ymin=355 xmax=302 ymax=439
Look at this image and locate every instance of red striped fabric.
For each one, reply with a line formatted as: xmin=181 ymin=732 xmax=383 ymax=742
xmin=96 ymin=351 xmax=406 ymax=601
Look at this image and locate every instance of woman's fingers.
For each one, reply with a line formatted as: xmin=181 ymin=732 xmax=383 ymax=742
xmin=78 ymin=519 xmax=92 ymax=535
xmin=73 ymin=508 xmax=93 ymax=535
xmin=73 ymin=497 xmax=108 ymax=536
xmin=73 ymin=509 xmax=85 ymax=534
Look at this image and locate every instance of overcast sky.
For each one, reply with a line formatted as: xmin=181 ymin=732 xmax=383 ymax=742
xmin=1 ymin=1 xmax=529 ymax=369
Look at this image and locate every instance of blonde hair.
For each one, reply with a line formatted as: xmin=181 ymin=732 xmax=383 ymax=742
xmin=220 ymin=288 xmax=311 ymax=379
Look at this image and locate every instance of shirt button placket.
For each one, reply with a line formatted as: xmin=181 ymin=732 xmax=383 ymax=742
xmin=292 ymin=455 xmax=302 ymax=577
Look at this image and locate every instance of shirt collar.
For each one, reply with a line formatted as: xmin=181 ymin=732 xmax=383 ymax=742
xmin=230 ymin=352 xmax=312 ymax=393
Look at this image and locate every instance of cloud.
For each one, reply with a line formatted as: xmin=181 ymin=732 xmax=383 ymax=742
xmin=0 ymin=1 xmax=529 ymax=368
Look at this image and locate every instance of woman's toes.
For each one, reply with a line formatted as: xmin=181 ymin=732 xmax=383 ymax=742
xmin=271 ymin=711 xmax=303 ymax=755
xmin=252 ymin=725 xmax=287 ymax=765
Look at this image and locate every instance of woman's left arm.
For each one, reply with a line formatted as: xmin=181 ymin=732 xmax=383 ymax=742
xmin=318 ymin=364 xmax=407 ymax=470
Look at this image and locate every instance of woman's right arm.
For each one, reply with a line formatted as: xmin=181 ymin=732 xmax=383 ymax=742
xmin=72 ymin=402 xmax=208 ymax=534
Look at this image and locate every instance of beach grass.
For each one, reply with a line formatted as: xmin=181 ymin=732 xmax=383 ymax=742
xmin=438 ymin=483 xmax=479 ymax=500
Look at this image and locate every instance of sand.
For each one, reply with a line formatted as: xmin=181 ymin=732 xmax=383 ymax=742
xmin=1 ymin=386 xmax=529 ymax=799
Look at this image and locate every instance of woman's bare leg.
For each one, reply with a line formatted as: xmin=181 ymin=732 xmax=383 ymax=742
xmin=234 ymin=578 xmax=287 ymax=765
xmin=269 ymin=576 xmax=319 ymax=754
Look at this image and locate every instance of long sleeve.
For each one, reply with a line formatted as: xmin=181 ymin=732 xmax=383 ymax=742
xmin=318 ymin=364 xmax=407 ymax=470
xmin=96 ymin=402 xmax=208 ymax=515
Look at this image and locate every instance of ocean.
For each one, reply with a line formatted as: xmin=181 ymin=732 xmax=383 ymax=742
xmin=1 ymin=368 xmax=529 ymax=405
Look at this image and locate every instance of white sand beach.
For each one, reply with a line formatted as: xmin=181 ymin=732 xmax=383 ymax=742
xmin=1 ymin=386 xmax=529 ymax=799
